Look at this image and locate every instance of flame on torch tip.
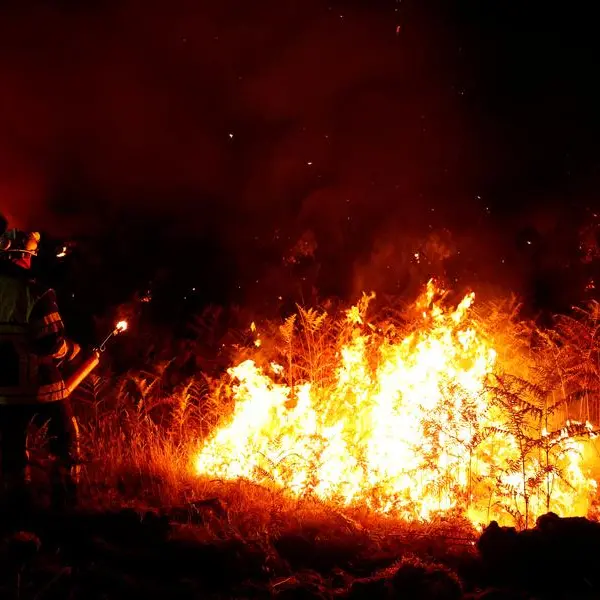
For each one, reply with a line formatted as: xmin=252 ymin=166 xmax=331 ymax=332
xmin=98 ymin=320 xmax=128 ymax=352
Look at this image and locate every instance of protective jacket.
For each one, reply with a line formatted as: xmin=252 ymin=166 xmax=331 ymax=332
xmin=0 ymin=260 xmax=76 ymax=404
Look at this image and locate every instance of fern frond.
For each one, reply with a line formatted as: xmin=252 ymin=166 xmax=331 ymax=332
xmin=279 ymin=314 xmax=296 ymax=343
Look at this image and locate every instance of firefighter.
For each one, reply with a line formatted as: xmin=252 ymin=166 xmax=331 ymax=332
xmin=0 ymin=222 xmax=81 ymax=512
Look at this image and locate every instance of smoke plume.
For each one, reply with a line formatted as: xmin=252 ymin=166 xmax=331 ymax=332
xmin=0 ymin=1 xmax=597 ymax=309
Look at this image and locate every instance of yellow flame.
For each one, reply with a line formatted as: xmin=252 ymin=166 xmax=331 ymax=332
xmin=250 ymin=321 xmax=262 ymax=347
xmin=116 ymin=320 xmax=128 ymax=333
xmin=194 ymin=281 xmax=596 ymax=526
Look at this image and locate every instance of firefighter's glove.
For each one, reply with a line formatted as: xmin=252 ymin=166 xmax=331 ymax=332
xmin=66 ymin=341 xmax=81 ymax=362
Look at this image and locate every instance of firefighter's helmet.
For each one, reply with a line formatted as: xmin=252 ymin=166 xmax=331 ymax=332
xmin=0 ymin=228 xmax=41 ymax=257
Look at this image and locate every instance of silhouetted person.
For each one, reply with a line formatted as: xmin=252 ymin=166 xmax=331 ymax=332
xmin=0 ymin=220 xmax=81 ymax=513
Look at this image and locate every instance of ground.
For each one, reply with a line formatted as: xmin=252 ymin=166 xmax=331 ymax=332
xmin=1 ymin=473 xmax=598 ymax=600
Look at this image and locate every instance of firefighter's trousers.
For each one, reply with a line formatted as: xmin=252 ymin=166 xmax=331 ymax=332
xmin=0 ymin=400 xmax=79 ymax=510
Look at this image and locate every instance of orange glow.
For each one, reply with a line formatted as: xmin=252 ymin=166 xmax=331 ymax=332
xmin=194 ymin=281 xmax=597 ymax=526
xmin=116 ymin=320 xmax=128 ymax=333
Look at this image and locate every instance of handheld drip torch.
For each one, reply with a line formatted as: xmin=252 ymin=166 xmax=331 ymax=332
xmin=64 ymin=320 xmax=128 ymax=396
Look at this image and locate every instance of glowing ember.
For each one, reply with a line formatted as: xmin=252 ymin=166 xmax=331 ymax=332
xmin=56 ymin=246 xmax=68 ymax=258
xmin=116 ymin=320 xmax=128 ymax=333
xmin=195 ymin=281 xmax=597 ymax=526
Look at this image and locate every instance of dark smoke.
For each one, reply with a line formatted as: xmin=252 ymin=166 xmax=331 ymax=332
xmin=0 ymin=1 xmax=598 ymax=316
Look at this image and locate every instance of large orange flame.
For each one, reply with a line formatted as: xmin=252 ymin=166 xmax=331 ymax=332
xmin=195 ymin=281 xmax=597 ymax=526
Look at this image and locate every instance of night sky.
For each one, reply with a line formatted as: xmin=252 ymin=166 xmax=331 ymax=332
xmin=1 ymin=1 xmax=599 ymax=335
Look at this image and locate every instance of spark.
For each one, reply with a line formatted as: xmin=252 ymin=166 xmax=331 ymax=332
xmin=56 ymin=246 xmax=68 ymax=258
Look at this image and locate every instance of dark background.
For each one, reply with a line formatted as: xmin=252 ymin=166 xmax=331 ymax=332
xmin=1 ymin=1 xmax=599 ymax=345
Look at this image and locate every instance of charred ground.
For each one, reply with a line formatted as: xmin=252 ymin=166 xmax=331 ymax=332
xmin=2 ymin=476 xmax=600 ymax=598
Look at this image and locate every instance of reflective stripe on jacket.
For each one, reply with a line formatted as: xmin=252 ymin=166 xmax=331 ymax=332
xmin=0 ymin=261 xmax=71 ymax=404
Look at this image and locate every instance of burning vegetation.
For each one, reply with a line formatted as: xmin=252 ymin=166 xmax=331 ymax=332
xmin=193 ymin=280 xmax=599 ymax=529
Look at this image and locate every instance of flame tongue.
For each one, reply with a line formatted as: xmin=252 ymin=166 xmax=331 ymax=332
xmin=195 ymin=281 xmax=596 ymax=525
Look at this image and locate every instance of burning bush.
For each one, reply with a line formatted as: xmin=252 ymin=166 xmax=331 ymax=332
xmin=70 ymin=279 xmax=600 ymax=531
xmin=192 ymin=280 xmax=598 ymax=528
